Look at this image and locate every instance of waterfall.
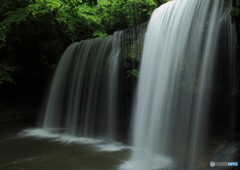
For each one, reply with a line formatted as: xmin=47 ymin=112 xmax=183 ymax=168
xmin=123 ymin=0 xmax=236 ymax=169
xmin=40 ymin=32 xmax=122 ymax=139
xmin=37 ymin=0 xmax=236 ymax=168
xmin=38 ymin=23 xmax=147 ymax=143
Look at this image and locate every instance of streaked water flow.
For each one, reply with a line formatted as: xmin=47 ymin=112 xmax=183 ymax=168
xmin=40 ymin=32 xmax=122 ymax=139
xmin=32 ymin=0 xmax=236 ymax=169
xmin=123 ymin=0 xmax=235 ymax=169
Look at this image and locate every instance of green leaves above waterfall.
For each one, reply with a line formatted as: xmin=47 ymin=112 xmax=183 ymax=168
xmin=0 ymin=0 xmax=166 ymax=85
xmin=0 ymin=0 xmax=162 ymax=48
xmin=231 ymin=7 xmax=240 ymax=17
xmin=0 ymin=0 xmax=103 ymax=49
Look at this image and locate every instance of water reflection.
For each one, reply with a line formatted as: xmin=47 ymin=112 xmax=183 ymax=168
xmin=0 ymin=123 xmax=130 ymax=170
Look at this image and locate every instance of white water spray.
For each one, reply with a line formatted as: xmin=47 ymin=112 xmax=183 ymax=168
xmin=123 ymin=0 xmax=235 ymax=169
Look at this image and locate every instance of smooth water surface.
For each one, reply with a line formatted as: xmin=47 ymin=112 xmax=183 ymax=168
xmin=0 ymin=123 xmax=130 ymax=170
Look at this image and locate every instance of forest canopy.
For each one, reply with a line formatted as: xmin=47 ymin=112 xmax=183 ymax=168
xmin=0 ymin=0 xmax=169 ymax=89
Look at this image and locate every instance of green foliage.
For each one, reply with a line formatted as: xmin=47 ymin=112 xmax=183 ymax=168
xmin=0 ymin=61 xmax=19 ymax=85
xmin=93 ymin=31 xmax=108 ymax=38
xmin=123 ymin=40 xmax=142 ymax=62
xmin=122 ymin=40 xmax=142 ymax=78
xmin=0 ymin=0 xmax=167 ymax=87
xmin=0 ymin=0 xmax=106 ymax=47
xmin=127 ymin=69 xmax=139 ymax=77
xmin=0 ymin=0 xmax=106 ymax=86
xmin=99 ymin=0 xmax=159 ymax=32
xmin=121 ymin=25 xmax=146 ymax=78
xmin=231 ymin=7 xmax=240 ymax=17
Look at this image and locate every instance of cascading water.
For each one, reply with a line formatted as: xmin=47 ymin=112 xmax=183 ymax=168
xmin=105 ymin=31 xmax=121 ymax=139
xmin=122 ymin=0 xmax=236 ymax=170
xmin=40 ymin=32 xmax=122 ymax=139
xmin=38 ymin=23 xmax=146 ymax=143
